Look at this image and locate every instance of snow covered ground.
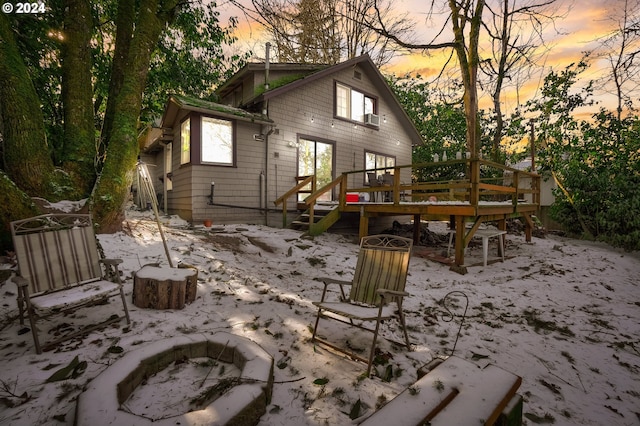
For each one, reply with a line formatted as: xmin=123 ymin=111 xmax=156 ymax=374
xmin=0 ymin=209 xmax=638 ymax=425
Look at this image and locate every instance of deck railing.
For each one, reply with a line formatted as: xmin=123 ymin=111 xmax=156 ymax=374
xmin=276 ymin=159 xmax=541 ymax=228
xmin=344 ymin=159 xmax=540 ymax=207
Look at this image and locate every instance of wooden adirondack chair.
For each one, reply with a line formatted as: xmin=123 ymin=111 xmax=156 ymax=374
xmin=10 ymin=214 xmax=131 ymax=353
xmin=311 ymin=234 xmax=413 ymax=376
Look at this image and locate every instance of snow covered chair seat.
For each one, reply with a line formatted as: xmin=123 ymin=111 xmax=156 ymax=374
xmin=10 ymin=214 xmax=131 ymax=353
xmin=311 ymin=234 xmax=413 ymax=377
xmin=361 ymin=356 xmax=522 ymax=426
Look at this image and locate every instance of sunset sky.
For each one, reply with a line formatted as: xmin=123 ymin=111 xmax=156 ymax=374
xmin=218 ymin=0 xmax=633 ymax=116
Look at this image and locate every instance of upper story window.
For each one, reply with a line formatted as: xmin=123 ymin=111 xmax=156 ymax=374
xmin=335 ymin=82 xmax=376 ymax=123
xmin=180 ymin=118 xmax=190 ymax=165
xmin=202 ymin=117 xmax=234 ymax=166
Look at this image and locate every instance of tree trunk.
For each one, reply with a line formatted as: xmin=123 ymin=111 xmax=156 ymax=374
xmin=491 ymin=0 xmax=509 ymax=163
xmin=449 ymin=0 xmax=485 ymax=159
xmin=0 ymin=171 xmax=41 ymax=252
xmin=91 ymin=0 xmax=179 ymax=232
xmin=61 ymin=0 xmax=96 ymax=197
xmin=101 ymin=0 xmax=135 ymax=149
xmin=0 ymin=13 xmax=56 ymax=197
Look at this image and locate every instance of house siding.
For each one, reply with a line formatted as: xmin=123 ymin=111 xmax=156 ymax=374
xmin=264 ymin=63 xmax=414 ymax=209
xmin=192 ymin=121 xmax=267 ymax=224
xmin=152 ymin=56 xmax=419 ymax=230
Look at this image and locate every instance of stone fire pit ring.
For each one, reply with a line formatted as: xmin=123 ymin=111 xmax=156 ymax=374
xmin=75 ymin=333 xmax=274 ymax=426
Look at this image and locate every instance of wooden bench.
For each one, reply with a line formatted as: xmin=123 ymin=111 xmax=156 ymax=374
xmin=361 ymin=356 xmax=522 ymax=426
xmin=10 ymin=214 xmax=131 ymax=353
xmin=447 ymin=228 xmax=507 ymax=267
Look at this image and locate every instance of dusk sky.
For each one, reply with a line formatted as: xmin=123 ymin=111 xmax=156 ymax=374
xmin=218 ymin=0 xmax=631 ymax=116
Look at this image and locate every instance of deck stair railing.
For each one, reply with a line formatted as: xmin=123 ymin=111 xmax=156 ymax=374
xmin=274 ymin=175 xmax=315 ymax=228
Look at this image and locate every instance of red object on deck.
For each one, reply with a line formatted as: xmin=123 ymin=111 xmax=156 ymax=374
xmin=346 ymin=193 xmax=359 ymax=202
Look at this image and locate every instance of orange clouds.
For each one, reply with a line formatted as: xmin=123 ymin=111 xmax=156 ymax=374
xmin=220 ymin=0 xmax=628 ymax=114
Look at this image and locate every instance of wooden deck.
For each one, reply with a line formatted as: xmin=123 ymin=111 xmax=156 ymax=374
xmin=276 ymin=159 xmax=541 ymax=267
xmin=343 ymin=200 xmax=538 ymax=267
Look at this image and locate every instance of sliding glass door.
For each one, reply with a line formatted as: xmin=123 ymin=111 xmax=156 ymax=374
xmin=298 ymin=138 xmax=334 ymax=202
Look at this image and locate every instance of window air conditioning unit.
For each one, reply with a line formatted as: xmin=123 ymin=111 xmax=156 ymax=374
xmin=365 ymin=113 xmax=380 ymax=127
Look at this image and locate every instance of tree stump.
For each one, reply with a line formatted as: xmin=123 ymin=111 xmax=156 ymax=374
xmin=133 ymin=265 xmax=198 ymax=309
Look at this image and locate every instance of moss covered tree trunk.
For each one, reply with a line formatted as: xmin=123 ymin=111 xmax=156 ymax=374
xmin=91 ymin=0 xmax=179 ymax=232
xmin=61 ymin=0 xmax=96 ymax=197
xmin=101 ymin=0 xmax=135 ymax=149
xmin=0 ymin=13 xmax=56 ymax=197
xmin=0 ymin=171 xmax=41 ymax=252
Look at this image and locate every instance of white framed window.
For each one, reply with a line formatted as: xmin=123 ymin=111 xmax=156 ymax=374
xmin=180 ymin=118 xmax=190 ymax=165
xmin=336 ymin=82 xmax=377 ymax=122
xmin=201 ymin=117 xmax=234 ymax=165
xmin=336 ymin=84 xmax=349 ymax=118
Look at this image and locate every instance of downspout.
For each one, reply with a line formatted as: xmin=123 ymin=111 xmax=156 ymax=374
xmin=263 ymin=42 xmax=271 ymax=226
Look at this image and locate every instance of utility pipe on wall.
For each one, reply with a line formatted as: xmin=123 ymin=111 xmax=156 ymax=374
xmin=263 ymin=42 xmax=271 ymax=226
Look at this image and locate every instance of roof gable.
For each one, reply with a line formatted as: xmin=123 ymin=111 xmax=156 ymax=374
xmin=250 ymin=55 xmax=424 ymax=144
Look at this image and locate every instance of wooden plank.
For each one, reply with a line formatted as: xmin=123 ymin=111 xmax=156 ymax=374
xmin=361 ymin=356 xmax=521 ymax=426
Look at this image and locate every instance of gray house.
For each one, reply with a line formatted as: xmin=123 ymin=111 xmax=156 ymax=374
xmin=142 ymin=54 xmax=423 ymax=228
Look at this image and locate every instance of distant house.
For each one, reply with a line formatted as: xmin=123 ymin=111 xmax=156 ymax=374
xmin=141 ymin=54 xmax=423 ymax=227
xmin=504 ymin=157 xmax=560 ymax=229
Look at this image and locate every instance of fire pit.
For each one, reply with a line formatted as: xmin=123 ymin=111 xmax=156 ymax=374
xmin=75 ymin=333 xmax=274 ymax=425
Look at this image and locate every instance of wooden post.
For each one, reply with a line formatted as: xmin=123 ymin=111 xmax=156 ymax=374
xmin=498 ymin=217 xmax=507 ymax=257
xmin=512 ymin=172 xmax=519 ymax=207
xmin=470 ymin=159 xmax=480 ymax=206
xmin=393 ymin=166 xmax=400 ymax=204
xmin=454 ymin=215 xmax=466 ymax=266
xmin=413 ymin=214 xmax=421 ymax=244
xmin=359 ymin=207 xmax=369 ymax=240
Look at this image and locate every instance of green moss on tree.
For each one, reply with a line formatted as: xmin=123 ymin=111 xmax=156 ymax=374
xmin=0 ymin=172 xmax=40 ymax=252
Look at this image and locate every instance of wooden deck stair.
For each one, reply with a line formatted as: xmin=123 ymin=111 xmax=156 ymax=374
xmin=291 ymin=205 xmax=341 ymax=236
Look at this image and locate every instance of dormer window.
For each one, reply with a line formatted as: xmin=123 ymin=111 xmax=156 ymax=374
xmin=335 ymin=82 xmax=376 ymax=123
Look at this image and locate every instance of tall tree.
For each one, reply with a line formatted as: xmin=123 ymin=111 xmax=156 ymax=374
xmin=596 ymin=0 xmax=640 ymax=120
xmin=371 ymin=0 xmax=484 ymax=157
xmin=0 ymin=0 xmax=246 ymax=246
xmin=524 ymin=60 xmax=595 ymax=236
xmin=372 ymin=0 xmax=562 ymax=162
xmin=61 ymin=0 xmax=96 ymax=196
xmin=248 ymin=0 xmax=412 ymax=65
xmin=0 ymin=13 xmax=57 ymax=196
xmin=481 ymin=0 xmax=557 ymax=161
xmin=91 ymin=0 xmax=181 ymax=231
